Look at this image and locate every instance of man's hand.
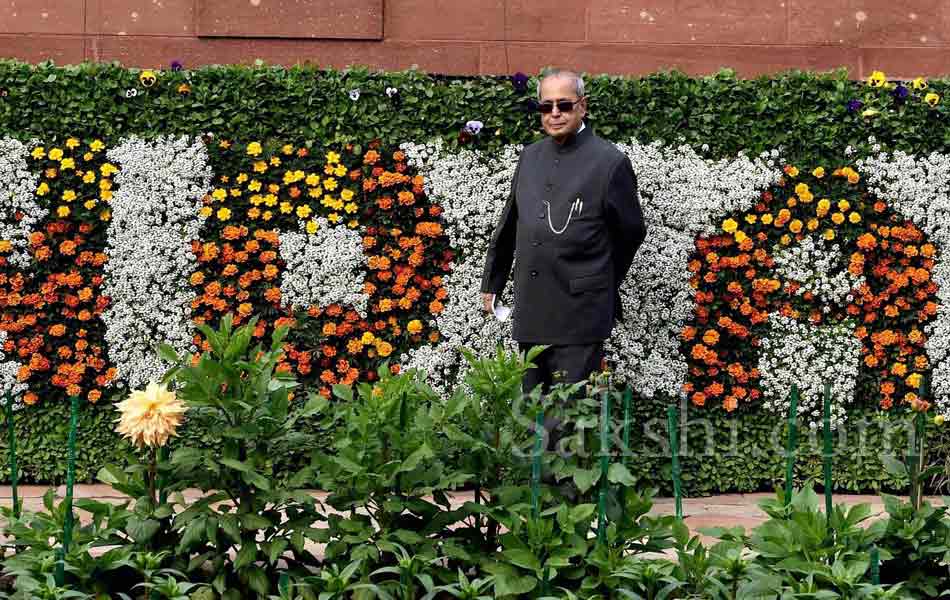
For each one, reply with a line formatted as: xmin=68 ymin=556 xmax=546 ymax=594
xmin=481 ymin=292 xmax=495 ymax=314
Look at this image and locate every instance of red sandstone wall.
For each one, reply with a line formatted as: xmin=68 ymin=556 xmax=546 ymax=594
xmin=0 ymin=0 xmax=948 ymax=78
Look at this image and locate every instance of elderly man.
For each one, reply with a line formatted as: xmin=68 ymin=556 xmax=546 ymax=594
xmin=480 ymin=68 xmax=646 ymax=402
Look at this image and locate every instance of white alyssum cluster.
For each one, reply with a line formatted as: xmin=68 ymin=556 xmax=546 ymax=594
xmin=0 ymin=331 xmax=26 ymax=411
xmin=772 ymin=235 xmax=865 ymax=307
xmin=758 ymin=314 xmax=861 ymax=430
xmin=278 ymin=218 xmax=369 ymax=316
xmin=398 ymin=140 xmax=520 ymax=397
xmin=0 ymin=138 xmax=46 ymax=267
xmin=607 ymin=142 xmax=781 ymax=398
xmin=102 ymin=136 xmax=211 ymax=390
xmin=859 ymin=146 xmax=950 ymax=415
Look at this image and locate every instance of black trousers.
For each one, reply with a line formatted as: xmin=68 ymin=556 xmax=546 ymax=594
xmin=519 ymin=342 xmax=605 ymax=395
xmin=519 ymin=342 xmax=604 ymax=458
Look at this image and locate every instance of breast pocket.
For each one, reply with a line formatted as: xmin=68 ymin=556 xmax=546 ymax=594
xmin=569 ymin=272 xmax=610 ymax=295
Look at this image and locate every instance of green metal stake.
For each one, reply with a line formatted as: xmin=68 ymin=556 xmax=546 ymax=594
xmin=278 ymin=572 xmax=290 ymax=597
xmin=822 ymin=382 xmax=834 ymax=526
xmin=622 ymin=388 xmax=632 ymax=465
xmin=785 ymin=384 xmax=800 ymax=507
xmin=597 ymin=390 xmax=611 ymax=543
xmin=6 ymin=394 xmax=18 ymax=519
xmin=870 ymin=545 xmax=880 ymax=584
xmin=667 ymin=405 xmax=683 ymax=521
xmin=62 ymin=395 xmax=79 ymax=555
xmin=530 ymin=411 xmax=543 ymax=520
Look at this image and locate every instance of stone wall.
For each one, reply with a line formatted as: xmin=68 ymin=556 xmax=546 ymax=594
xmin=0 ymin=0 xmax=947 ymax=78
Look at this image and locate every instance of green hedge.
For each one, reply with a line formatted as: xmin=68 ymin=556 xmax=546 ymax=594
xmin=1 ymin=59 xmax=949 ymax=493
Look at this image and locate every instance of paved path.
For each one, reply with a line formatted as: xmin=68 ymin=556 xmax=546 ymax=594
xmin=3 ymin=485 xmax=942 ymax=548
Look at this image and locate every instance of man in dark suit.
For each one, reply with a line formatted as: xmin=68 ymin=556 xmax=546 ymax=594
xmin=480 ymin=67 xmax=647 ymax=404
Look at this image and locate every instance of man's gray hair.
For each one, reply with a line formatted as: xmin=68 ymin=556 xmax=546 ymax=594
xmin=536 ymin=68 xmax=585 ymax=100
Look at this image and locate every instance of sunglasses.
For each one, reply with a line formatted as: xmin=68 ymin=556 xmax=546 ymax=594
xmin=537 ymin=98 xmax=583 ymax=114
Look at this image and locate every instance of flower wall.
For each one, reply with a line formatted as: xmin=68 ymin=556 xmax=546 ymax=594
xmin=2 ymin=61 xmax=950 ymax=487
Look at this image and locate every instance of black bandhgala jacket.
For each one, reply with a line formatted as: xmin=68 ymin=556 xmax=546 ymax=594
xmin=480 ymin=125 xmax=647 ymax=344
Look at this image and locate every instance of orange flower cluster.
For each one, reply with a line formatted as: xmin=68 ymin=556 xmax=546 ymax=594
xmin=0 ymin=139 xmax=117 ymax=405
xmin=197 ymin=140 xmax=450 ymax=398
xmin=682 ymin=165 xmax=939 ymax=413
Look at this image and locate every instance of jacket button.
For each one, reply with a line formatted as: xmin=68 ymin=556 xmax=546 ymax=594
xmin=530 ymin=270 xmax=539 ymax=277
xmin=538 ymin=211 xmax=545 ymax=219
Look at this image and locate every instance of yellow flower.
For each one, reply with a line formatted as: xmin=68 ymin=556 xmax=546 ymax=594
xmin=65 ymin=138 xmax=80 ymax=149
xmin=115 ymin=382 xmax=187 ymax=448
xmin=361 ymin=331 xmax=376 ymax=344
xmin=341 ymin=189 xmax=355 ymax=201
xmin=82 ymin=152 xmax=93 ymax=161
xmin=745 ymin=214 xmax=758 ymax=224
xmin=305 ymin=174 xmax=320 ymax=186
xmin=807 ymin=218 xmax=819 ymax=231
xmin=935 ymin=415 xmax=946 ymax=426
xmin=248 ymin=207 xmax=261 ymax=219
xmin=376 ymin=341 xmax=393 ymax=357
xmin=269 ymin=156 xmax=281 ymax=167
xmin=217 ymin=207 xmax=231 ymax=220
xmin=812 ymin=167 xmax=825 ymax=178
xmin=328 ymin=212 xmax=341 ymax=223
xmin=84 ymin=199 xmax=98 ymax=210
xmin=849 ymin=212 xmax=861 ymax=224
xmin=906 ymin=373 xmax=922 ymax=389
xmin=789 ymin=219 xmax=803 ymax=233
xmin=101 ymin=163 xmax=119 ymax=176
xmin=407 ymin=320 xmax=423 ymax=334
xmin=57 ymin=205 xmax=70 ymax=217
xmin=36 ymin=182 xmax=50 ymax=196
xmin=99 ymin=179 xmax=112 ymax=191
xmin=795 ymin=183 xmax=810 ymax=196
xmin=867 ymin=70 xmax=886 ymax=87
xmin=348 ymin=220 xmax=359 ymax=228
xmin=246 ymin=142 xmax=263 ymax=156
xmin=248 ymin=180 xmax=262 ymax=192
xmin=281 ymin=144 xmax=294 ymax=155
xmin=785 ymin=166 xmax=799 ymax=177
xmin=100 ymin=209 xmax=111 ymax=221
xmin=837 ymin=199 xmax=850 ymax=212
xmin=722 ymin=218 xmax=738 ymax=233
xmin=334 ymin=164 xmax=347 ymax=177
xmin=306 ymin=219 xmax=319 ymax=234
xmin=323 ymin=177 xmax=338 ymax=191
xmin=823 ymin=229 xmax=835 ymax=241
xmin=761 ymin=214 xmax=774 ymax=225
xmin=279 ymin=201 xmax=293 ymax=214
xmin=253 ymin=161 xmax=268 ymax=173
xmin=326 ymin=151 xmax=341 ymax=164
xmin=799 ymin=190 xmax=814 ymax=203
xmin=199 ymin=206 xmax=212 ymax=218
xmin=780 ymin=234 xmax=791 ymax=245
xmin=60 ymin=158 xmax=75 ymax=170
xmin=48 ymin=148 xmax=64 ymax=161
xmin=296 ymin=205 xmax=313 ymax=219
xmin=101 ymin=189 xmax=113 ymax=201
xmin=262 ymin=210 xmax=273 ymax=221
xmin=344 ymin=202 xmax=358 ymax=214
xmin=862 ymin=108 xmax=880 ymax=118
xmin=82 ymin=171 xmax=96 ymax=184
xmin=31 ymin=147 xmax=46 ymax=159
xmin=0 ymin=241 xmax=11 ymax=253
xmin=62 ymin=190 xmax=77 ymax=202
xmin=89 ymin=140 xmax=105 ymax=152
xmin=912 ymin=77 xmax=928 ymax=90
xmin=925 ymin=92 xmax=940 ymax=107
xmin=211 ymin=188 xmax=227 ymax=201
xmin=734 ymin=230 xmax=748 ymax=243
xmin=236 ymin=173 xmax=249 ymax=184
xmin=831 ymin=212 xmax=845 ymax=225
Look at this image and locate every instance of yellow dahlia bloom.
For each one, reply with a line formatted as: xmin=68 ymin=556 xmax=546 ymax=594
xmin=115 ymin=382 xmax=187 ymax=448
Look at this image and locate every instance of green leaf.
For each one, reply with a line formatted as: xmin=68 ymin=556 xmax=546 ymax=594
xmin=607 ymin=462 xmax=637 ymax=486
xmin=234 ymin=540 xmax=258 ymax=570
xmin=573 ymin=468 xmax=600 ymax=494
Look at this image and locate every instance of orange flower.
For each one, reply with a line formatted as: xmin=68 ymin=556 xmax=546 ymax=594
xmin=691 ymin=392 xmax=706 ymax=406
xmin=702 ymin=329 xmax=720 ymax=345
xmin=49 ymin=324 xmax=66 ymax=337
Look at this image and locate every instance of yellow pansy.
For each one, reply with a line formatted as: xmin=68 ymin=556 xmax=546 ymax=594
xmin=90 ymin=140 xmax=105 ymax=152
xmin=62 ymin=190 xmax=77 ymax=202
xmin=912 ymin=77 xmax=928 ymax=90
xmin=734 ymin=230 xmax=748 ymax=243
xmin=831 ymin=212 xmax=845 ymax=225
xmin=305 ymin=174 xmax=320 ymax=186
xmin=211 ymin=188 xmax=227 ymax=201
xmin=236 ymin=173 xmax=249 ymax=184
xmin=269 ymin=156 xmax=281 ymax=167
xmin=264 ymin=194 xmax=278 ymax=207
xmin=348 ymin=220 xmax=359 ymax=228
xmin=31 ymin=147 xmax=46 ymax=159
xmin=849 ymin=212 xmax=862 ymax=224
xmin=812 ymin=167 xmax=825 ymax=178
xmin=253 ymin=161 xmax=268 ymax=173
xmin=323 ymin=178 xmax=338 ymax=191
xmin=279 ymin=202 xmax=293 ymax=214
xmin=100 ymin=209 xmax=111 ymax=221
xmin=248 ymin=180 xmax=262 ymax=192
xmin=84 ymin=199 xmax=98 ymax=210
xmin=807 ymin=218 xmax=819 ymax=231
xmin=328 ymin=213 xmax=341 ymax=223
xmin=341 ymin=189 xmax=355 ymax=201
xmin=101 ymin=189 xmax=113 ymax=201
xmin=217 ymin=207 xmax=231 ymax=220
xmin=57 ymin=205 xmax=70 ymax=217
xmin=281 ymin=144 xmax=294 ymax=155
xmin=296 ymin=205 xmax=313 ymax=219
xmin=48 ymin=148 xmax=64 ymax=161
xmin=199 ymin=206 xmax=212 ymax=218
xmin=823 ymin=229 xmax=835 ymax=240
xmin=246 ymin=142 xmax=263 ymax=156
xmin=867 ymin=70 xmax=886 ymax=87
xmin=82 ymin=171 xmax=96 ymax=184
xmin=229 ymin=188 xmax=241 ymax=197
xmin=65 ymin=138 xmax=80 ymax=149
xmin=326 ymin=151 xmax=341 ymax=164
xmin=722 ymin=218 xmax=738 ymax=233
xmin=306 ymin=219 xmax=319 ymax=234
xmin=344 ymin=202 xmax=358 ymax=214
xmin=925 ymin=92 xmax=940 ymax=107
xmin=334 ymin=164 xmax=347 ymax=177
xmin=745 ymin=214 xmax=758 ymax=224
xmin=761 ymin=214 xmax=774 ymax=225
xmin=789 ymin=219 xmax=803 ymax=233
xmin=60 ymin=158 xmax=75 ymax=170
xmin=308 ymin=188 xmax=322 ymax=199
xmin=780 ymin=234 xmax=791 ymax=245
xmin=361 ymin=331 xmax=376 ymax=344
xmin=83 ymin=152 xmax=93 ymax=161
xmin=837 ymin=199 xmax=850 ymax=212
xmin=262 ymin=210 xmax=273 ymax=221
xmin=247 ymin=207 xmax=261 ymax=219
xmin=101 ymin=163 xmax=118 ymax=176
xmin=36 ymin=182 xmax=50 ymax=196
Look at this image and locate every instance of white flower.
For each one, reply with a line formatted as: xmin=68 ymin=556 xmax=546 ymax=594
xmin=385 ymin=86 xmax=399 ymax=98
xmin=463 ymin=120 xmax=484 ymax=135
xmin=349 ymin=89 xmax=361 ymax=101
xmin=103 ymin=135 xmax=211 ymax=390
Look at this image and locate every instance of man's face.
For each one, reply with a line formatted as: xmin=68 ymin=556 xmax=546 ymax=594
xmin=539 ymin=75 xmax=587 ymax=141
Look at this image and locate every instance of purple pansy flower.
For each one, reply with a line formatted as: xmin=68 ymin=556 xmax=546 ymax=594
xmin=463 ymin=120 xmax=484 ymax=135
xmin=170 ymin=60 xmax=183 ymax=72
xmin=892 ymin=83 xmax=909 ymax=102
xmin=846 ymin=99 xmax=863 ymax=113
xmin=511 ymin=72 xmax=529 ymax=94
